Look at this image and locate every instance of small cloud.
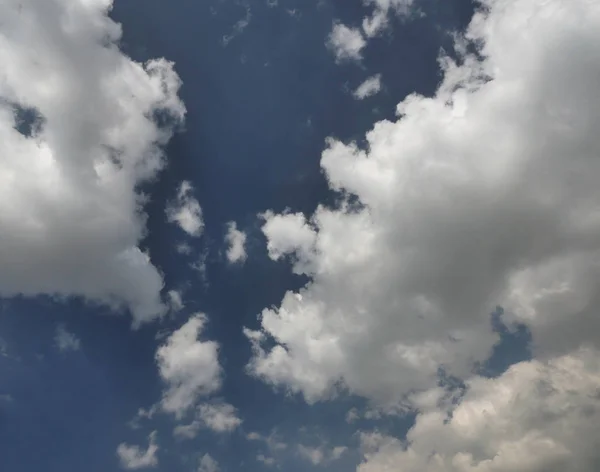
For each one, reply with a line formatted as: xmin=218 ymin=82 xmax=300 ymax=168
xmin=327 ymin=22 xmax=366 ymax=63
xmin=157 ymin=314 xmax=222 ymax=417
xmin=222 ymin=7 xmax=252 ymax=47
xmin=225 ymin=222 xmax=247 ymax=264
xmin=331 ymin=446 xmax=348 ymax=460
xmin=174 ymin=402 xmax=242 ymax=438
xmin=198 ymin=454 xmax=219 ymax=472
xmin=166 ymin=181 xmax=204 ymax=237
xmin=346 ymin=407 xmax=360 ymax=423
xmin=298 ymin=445 xmax=325 ymax=465
xmin=54 ymin=325 xmax=80 ymax=352
xmin=167 ymin=290 xmax=185 ymax=313
xmin=353 ymin=74 xmax=382 ymax=99
xmin=256 ymin=454 xmax=276 ymax=467
xmin=176 ymin=242 xmax=193 ymax=255
xmin=116 ymin=431 xmax=159 ymax=469
xmin=0 ymin=394 xmax=13 ymax=403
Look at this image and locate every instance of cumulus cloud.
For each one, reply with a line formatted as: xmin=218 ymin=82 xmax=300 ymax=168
xmin=174 ymin=401 xmax=242 ymax=437
xmin=156 ymin=315 xmax=221 ymax=416
xmin=359 ymin=348 xmax=600 ymax=472
xmin=166 ymin=181 xmax=204 ymax=237
xmin=225 ymin=222 xmax=247 ymax=264
xmin=54 ymin=325 xmax=80 ymax=352
xmin=117 ymin=431 xmax=159 ymax=469
xmin=247 ymin=0 xmax=600 ymax=409
xmin=198 ymin=453 xmax=219 ymax=472
xmin=0 ymin=0 xmax=184 ymax=327
xmin=327 ymin=23 xmax=367 ymax=63
xmin=353 ymin=74 xmax=382 ymax=100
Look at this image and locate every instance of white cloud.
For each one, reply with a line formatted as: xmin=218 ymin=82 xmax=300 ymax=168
xmin=166 ymin=181 xmax=204 ymax=237
xmin=225 ymin=222 xmax=247 ymax=264
xmin=198 ymin=454 xmax=219 ymax=472
xmin=0 ymin=0 xmax=185 ymax=327
xmin=117 ymin=431 xmax=159 ymax=470
xmin=222 ymin=7 xmax=252 ymax=47
xmin=362 ymin=0 xmax=414 ymax=37
xmin=346 ymin=408 xmax=360 ymax=423
xmin=174 ymin=401 xmax=242 ymax=437
xmin=331 ymin=446 xmax=348 ymax=460
xmin=247 ymin=0 xmax=600 ymax=407
xmin=298 ymin=445 xmax=325 ymax=465
xmin=198 ymin=402 xmax=242 ymax=432
xmin=298 ymin=445 xmax=348 ymax=465
xmin=256 ymin=454 xmax=276 ymax=467
xmin=54 ymin=325 xmax=80 ymax=352
xmin=156 ymin=314 xmax=222 ymax=416
xmin=353 ymin=74 xmax=382 ymax=100
xmin=166 ymin=289 xmax=185 ymax=313
xmin=359 ymin=348 xmax=600 ymax=472
xmin=327 ymin=23 xmax=367 ymax=63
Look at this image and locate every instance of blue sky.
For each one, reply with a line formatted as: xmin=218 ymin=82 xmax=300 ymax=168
xmin=1 ymin=1 xmax=600 ymax=472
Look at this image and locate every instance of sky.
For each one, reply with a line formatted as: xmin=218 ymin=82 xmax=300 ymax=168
xmin=1 ymin=0 xmax=600 ymax=471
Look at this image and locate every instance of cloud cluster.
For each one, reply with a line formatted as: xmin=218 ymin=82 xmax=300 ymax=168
xmin=0 ymin=0 xmax=185 ymax=326
xmin=248 ymin=0 xmax=600 ymax=413
xmin=359 ymin=348 xmax=600 ymax=472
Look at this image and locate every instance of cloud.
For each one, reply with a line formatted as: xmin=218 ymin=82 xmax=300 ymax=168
xmin=166 ymin=181 xmax=204 ymax=237
xmin=156 ymin=315 xmax=222 ymax=416
xmin=327 ymin=23 xmax=367 ymax=63
xmin=297 ymin=444 xmax=347 ymax=465
xmin=225 ymin=222 xmax=247 ymax=264
xmin=222 ymin=7 xmax=252 ymax=47
xmin=54 ymin=325 xmax=80 ymax=352
xmin=298 ymin=445 xmax=325 ymax=465
xmin=166 ymin=289 xmax=185 ymax=312
xmin=359 ymin=348 xmax=600 ymax=472
xmin=174 ymin=401 xmax=242 ymax=437
xmin=117 ymin=431 xmax=159 ymax=469
xmin=256 ymin=454 xmax=276 ymax=467
xmin=0 ymin=0 xmax=184 ymax=327
xmin=247 ymin=0 xmax=600 ymax=408
xmin=362 ymin=0 xmax=414 ymax=37
xmin=198 ymin=453 xmax=219 ymax=472
xmin=353 ymin=74 xmax=382 ymax=100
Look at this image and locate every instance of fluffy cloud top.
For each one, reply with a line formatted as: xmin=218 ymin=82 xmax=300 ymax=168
xmin=117 ymin=431 xmax=159 ymax=470
xmin=225 ymin=222 xmax=247 ymax=264
xmin=0 ymin=0 xmax=185 ymax=326
xmin=166 ymin=181 xmax=204 ymax=237
xmin=353 ymin=74 xmax=382 ymax=100
xmin=359 ymin=348 xmax=600 ymax=472
xmin=156 ymin=315 xmax=222 ymax=416
xmin=247 ymin=0 xmax=600 ymax=409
